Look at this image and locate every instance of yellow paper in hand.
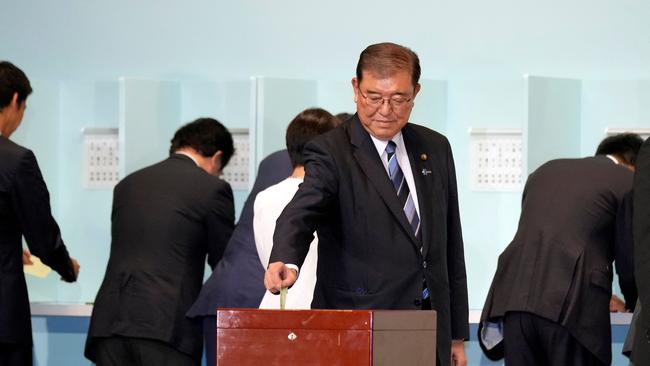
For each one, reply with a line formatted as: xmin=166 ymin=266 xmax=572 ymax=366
xmin=280 ymin=287 xmax=288 ymax=310
xmin=23 ymin=255 xmax=52 ymax=278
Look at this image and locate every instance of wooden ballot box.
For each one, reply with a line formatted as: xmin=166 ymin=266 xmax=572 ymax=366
xmin=215 ymin=309 xmax=437 ymax=366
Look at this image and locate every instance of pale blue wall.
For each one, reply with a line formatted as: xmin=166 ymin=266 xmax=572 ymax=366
xmin=55 ymin=82 xmax=118 ymax=303
xmin=3 ymin=1 xmax=650 ymax=81
xmin=526 ymin=76 xmax=582 ymax=174
xmin=447 ymin=79 xmax=527 ymax=308
xmin=3 ymin=0 xmax=650 ymax=364
xmin=581 ymin=80 xmax=650 ymax=155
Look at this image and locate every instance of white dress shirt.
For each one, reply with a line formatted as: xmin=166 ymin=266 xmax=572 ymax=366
xmin=255 ymin=177 xmax=318 ymax=309
xmin=606 ymin=154 xmax=619 ymax=165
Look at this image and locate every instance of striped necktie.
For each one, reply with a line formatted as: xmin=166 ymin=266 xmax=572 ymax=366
xmin=386 ymin=140 xmax=420 ymax=237
xmin=386 ymin=141 xmax=430 ymax=306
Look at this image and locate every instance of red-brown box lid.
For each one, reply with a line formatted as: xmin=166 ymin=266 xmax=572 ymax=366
xmin=216 ymin=308 xmax=372 ymax=331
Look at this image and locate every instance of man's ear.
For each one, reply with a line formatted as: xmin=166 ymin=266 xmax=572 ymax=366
xmin=413 ymin=83 xmax=421 ymax=99
xmin=212 ymin=150 xmax=223 ymax=174
xmin=351 ymin=77 xmax=359 ymax=103
xmin=9 ymin=92 xmax=20 ymax=110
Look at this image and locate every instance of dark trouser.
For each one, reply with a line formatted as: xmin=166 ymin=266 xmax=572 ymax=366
xmin=93 ymin=336 xmax=196 ymax=366
xmin=0 ymin=342 xmax=31 ymax=366
xmin=203 ymin=317 xmax=217 ymax=366
xmin=503 ymin=311 xmax=604 ymax=366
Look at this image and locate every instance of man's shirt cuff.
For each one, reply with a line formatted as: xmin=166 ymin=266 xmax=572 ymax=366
xmin=285 ymin=263 xmax=300 ymax=277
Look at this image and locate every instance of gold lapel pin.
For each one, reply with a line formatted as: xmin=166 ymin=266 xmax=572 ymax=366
xmin=420 ymin=153 xmax=428 ymax=161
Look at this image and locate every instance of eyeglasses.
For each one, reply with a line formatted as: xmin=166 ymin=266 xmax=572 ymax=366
xmin=357 ymin=88 xmax=413 ymax=110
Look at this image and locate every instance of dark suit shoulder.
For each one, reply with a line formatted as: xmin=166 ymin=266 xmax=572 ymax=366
xmin=0 ymin=137 xmax=32 ymax=171
xmin=260 ymin=150 xmax=291 ymax=169
xmin=537 ymin=156 xmax=627 ymax=173
xmin=403 ymin=122 xmax=451 ymax=154
xmin=299 ymin=121 xmax=356 ymax=172
xmin=118 ymin=154 xmax=229 ymax=191
xmin=530 ymin=157 xmax=633 ymax=200
xmin=544 ymin=155 xmax=629 ymax=169
xmin=0 ymin=139 xmax=43 ymax=194
xmin=405 ymin=122 xmax=448 ymax=142
xmin=0 ymin=136 xmax=29 ymax=153
xmin=311 ymin=118 xmax=352 ymax=146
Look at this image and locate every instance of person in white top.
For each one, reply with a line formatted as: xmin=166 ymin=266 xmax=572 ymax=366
xmin=254 ymin=108 xmax=340 ymax=309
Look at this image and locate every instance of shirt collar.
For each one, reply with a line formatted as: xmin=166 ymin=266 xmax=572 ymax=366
xmin=606 ymin=154 xmax=619 ymax=165
xmin=369 ymin=131 xmax=404 ymax=157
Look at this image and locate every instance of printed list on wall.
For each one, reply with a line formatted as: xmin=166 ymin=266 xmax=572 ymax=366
xmin=221 ymin=129 xmax=250 ymax=190
xmin=82 ymin=128 xmax=119 ymax=189
xmin=469 ymin=129 xmax=523 ymax=191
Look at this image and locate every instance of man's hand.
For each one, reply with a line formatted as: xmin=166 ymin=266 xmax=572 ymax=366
xmin=451 ymin=339 xmax=467 ymax=366
xmin=71 ymin=258 xmax=80 ymax=277
xmin=609 ymin=294 xmax=627 ymax=312
xmin=61 ymin=258 xmax=80 ymax=282
xmin=264 ymin=261 xmax=297 ymax=294
xmin=22 ymin=249 xmax=33 ymax=265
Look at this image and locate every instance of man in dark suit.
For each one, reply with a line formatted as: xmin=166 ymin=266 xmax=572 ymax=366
xmin=186 ymin=149 xmax=291 ymax=366
xmin=631 ymin=137 xmax=650 ymax=365
xmin=264 ymin=42 xmax=469 ymax=366
xmin=479 ymin=133 xmax=643 ymax=366
xmin=85 ymin=118 xmax=235 ymax=366
xmin=0 ymin=61 xmax=79 ymax=366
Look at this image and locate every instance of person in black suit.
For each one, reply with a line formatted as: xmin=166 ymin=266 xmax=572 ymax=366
xmin=479 ymin=133 xmax=644 ymax=366
xmin=0 ymin=61 xmax=79 ymax=366
xmin=630 ymin=137 xmax=650 ymax=365
xmin=264 ymin=42 xmax=469 ymax=366
xmin=85 ymin=118 xmax=235 ymax=366
xmin=186 ymin=149 xmax=291 ymax=366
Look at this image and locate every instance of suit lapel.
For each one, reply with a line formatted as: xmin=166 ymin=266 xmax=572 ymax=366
xmin=349 ymin=117 xmax=420 ymax=248
xmin=403 ymin=125 xmax=438 ymax=257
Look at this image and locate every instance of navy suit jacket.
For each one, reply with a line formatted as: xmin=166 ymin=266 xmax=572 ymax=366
xmin=187 ymin=150 xmax=292 ymax=316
